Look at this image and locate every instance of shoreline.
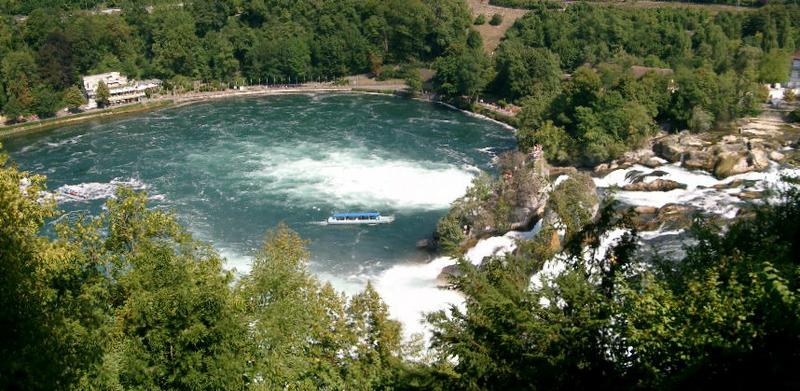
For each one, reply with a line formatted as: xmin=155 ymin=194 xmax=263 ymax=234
xmin=0 ymin=100 xmax=175 ymax=140
xmin=0 ymin=83 xmax=520 ymax=140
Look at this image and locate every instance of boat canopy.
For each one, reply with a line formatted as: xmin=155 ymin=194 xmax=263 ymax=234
xmin=333 ymin=212 xmax=380 ymax=218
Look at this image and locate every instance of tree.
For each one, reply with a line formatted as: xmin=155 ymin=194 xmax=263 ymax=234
xmin=74 ymin=188 xmax=249 ymax=390
xmin=344 ymin=282 xmax=403 ymax=389
xmin=402 ymin=65 xmax=423 ymax=95
xmin=474 ymin=14 xmax=486 ymax=25
xmin=95 ymin=80 xmax=110 ymax=108
xmin=31 ymin=87 xmax=60 ymax=118
xmin=0 ymin=148 xmax=107 ymax=390
xmin=150 ymin=9 xmax=203 ymax=78
xmin=62 ymin=85 xmax=86 ymax=112
xmin=494 ymin=41 xmax=562 ymax=100
xmin=434 ymin=45 xmax=492 ymax=99
xmin=489 ymin=13 xmax=503 ymax=26
xmin=1 ymin=50 xmax=36 ymax=118
xmin=239 ymin=223 xmax=403 ymax=388
xmin=688 ymin=105 xmax=713 ymax=132
xmin=517 ymin=120 xmax=574 ymax=164
xmin=37 ymin=31 xmax=76 ymax=90
xmin=758 ymin=49 xmax=791 ymax=84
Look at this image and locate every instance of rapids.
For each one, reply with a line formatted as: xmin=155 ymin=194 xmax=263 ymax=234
xmin=4 ymin=93 xmax=515 ymax=338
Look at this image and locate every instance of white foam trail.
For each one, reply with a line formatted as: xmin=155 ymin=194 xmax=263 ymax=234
xmin=374 ymin=257 xmax=465 ymax=340
xmin=374 ymin=222 xmax=544 ymax=341
xmin=217 ymin=248 xmax=254 ymax=276
xmin=464 ymin=220 xmax=543 ymax=265
xmin=530 ymin=228 xmax=628 ymax=291
xmin=249 ymin=146 xmax=477 ymax=210
xmin=52 ymin=178 xmax=153 ymax=203
xmin=594 ymin=162 xmax=800 ymax=217
xmin=44 ymin=134 xmax=83 ymax=148
xmin=435 ymin=101 xmax=517 ymax=131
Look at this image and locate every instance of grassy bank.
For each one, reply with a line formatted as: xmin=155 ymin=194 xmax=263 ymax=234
xmin=0 ymin=100 xmax=175 ymax=140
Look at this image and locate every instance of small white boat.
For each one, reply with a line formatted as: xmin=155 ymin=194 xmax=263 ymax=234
xmin=326 ymin=212 xmax=395 ymax=225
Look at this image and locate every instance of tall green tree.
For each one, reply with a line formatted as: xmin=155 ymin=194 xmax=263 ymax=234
xmin=493 ymin=40 xmax=562 ymax=101
xmin=0 ymin=147 xmax=108 ymax=389
xmin=62 ymin=85 xmax=86 ymax=112
xmin=95 ymin=80 xmax=110 ymax=108
xmin=73 ymin=188 xmax=249 ymax=390
xmin=434 ymin=45 xmax=492 ymax=100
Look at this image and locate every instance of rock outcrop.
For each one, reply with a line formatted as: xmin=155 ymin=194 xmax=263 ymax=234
xmin=539 ymin=172 xmax=600 ymax=250
xmin=622 ymin=178 xmax=687 ymax=192
xmin=434 ymin=150 xmax=552 ymax=253
xmin=652 ymin=131 xmax=779 ymax=178
xmin=631 ymin=203 xmax=696 ymax=231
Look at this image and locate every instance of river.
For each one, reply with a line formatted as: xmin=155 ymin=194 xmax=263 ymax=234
xmin=3 ymin=93 xmax=515 ymax=336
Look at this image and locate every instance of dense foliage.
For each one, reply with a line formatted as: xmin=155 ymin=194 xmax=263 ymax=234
xmin=3 ymin=149 xmax=800 ymax=389
xmin=0 ymin=148 xmax=406 ymax=389
xmin=3 ymin=1 xmax=800 ymax=388
xmin=498 ymin=3 xmax=799 ymax=165
xmin=0 ymin=0 xmax=472 ymax=121
xmin=427 ymin=189 xmax=800 ymax=389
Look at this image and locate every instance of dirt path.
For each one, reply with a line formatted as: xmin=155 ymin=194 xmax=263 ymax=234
xmin=467 ymin=0 xmax=530 ymax=53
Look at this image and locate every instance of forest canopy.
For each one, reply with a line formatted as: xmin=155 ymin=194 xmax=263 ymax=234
xmin=0 ymin=0 xmax=473 ymax=120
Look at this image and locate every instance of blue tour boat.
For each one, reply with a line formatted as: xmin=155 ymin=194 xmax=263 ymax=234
xmin=326 ymin=212 xmax=395 ymax=225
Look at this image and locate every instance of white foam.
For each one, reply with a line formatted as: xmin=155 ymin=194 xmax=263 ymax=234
xmin=217 ymin=248 xmax=254 ymax=276
xmin=374 ymin=257 xmax=464 ymax=340
xmin=217 ymin=245 xmax=464 ymax=342
xmin=435 ymin=101 xmax=517 ymax=131
xmin=52 ymin=178 xmax=154 ymax=203
xmin=530 ymin=227 xmax=628 ymax=291
xmin=553 ymin=174 xmax=570 ymax=187
xmin=594 ymin=162 xmax=800 ymax=217
xmin=44 ymin=134 xmax=83 ymax=148
xmin=248 ymin=145 xmax=477 ymax=210
xmin=464 ymin=220 xmax=543 ymax=265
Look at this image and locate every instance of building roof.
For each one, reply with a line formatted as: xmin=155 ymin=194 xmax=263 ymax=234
xmin=82 ymin=72 xmax=129 ymax=92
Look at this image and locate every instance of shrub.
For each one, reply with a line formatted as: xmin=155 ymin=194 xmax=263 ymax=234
xmin=788 ymin=108 xmax=800 ymax=123
xmin=474 ymin=14 xmax=486 ymax=25
xmin=489 ymin=13 xmax=503 ymax=26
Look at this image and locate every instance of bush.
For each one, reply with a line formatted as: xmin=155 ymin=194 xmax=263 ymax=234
xmin=474 ymin=14 xmax=486 ymax=25
xmin=489 ymin=13 xmax=503 ymax=26
xmin=789 ymin=108 xmax=800 ymax=123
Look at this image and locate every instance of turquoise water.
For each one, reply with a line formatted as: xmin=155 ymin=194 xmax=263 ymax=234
xmin=4 ymin=93 xmax=514 ymax=287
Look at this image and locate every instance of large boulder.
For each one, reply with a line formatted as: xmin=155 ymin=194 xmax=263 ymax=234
xmin=681 ymin=150 xmax=715 ymax=171
xmin=507 ymin=155 xmax=551 ymax=230
xmin=622 ymin=179 xmax=687 ymax=192
xmin=653 ymin=132 xmax=710 ymax=163
xmin=540 ymin=172 xmax=599 ymax=240
xmin=713 ymin=148 xmax=770 ymax=178
xmin=632 ymin=203 xmax=696 ymax=231
xmin=436 ymin=264 xmax=463 ymax=288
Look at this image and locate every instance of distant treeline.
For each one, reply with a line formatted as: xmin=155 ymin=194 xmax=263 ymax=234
xmin=489 ymin=0 xmax=769 ymax=9
xmin=0 ymin=0 xmax=472 ymax=120
xmin=483 ymin=3 xmax=799 ymax=165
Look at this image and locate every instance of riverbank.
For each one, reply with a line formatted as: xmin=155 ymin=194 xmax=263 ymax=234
xmin=0 ymin=100 xmax=175 ymax=140
xmin=0 ymin=81 xmax=417 ymax=140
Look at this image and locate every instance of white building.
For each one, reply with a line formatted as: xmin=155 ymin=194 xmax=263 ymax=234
xmin=81 ymin=72 xmax=161 ymax=109
xmin=789 ymin=50 xmax=800 ymax=89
